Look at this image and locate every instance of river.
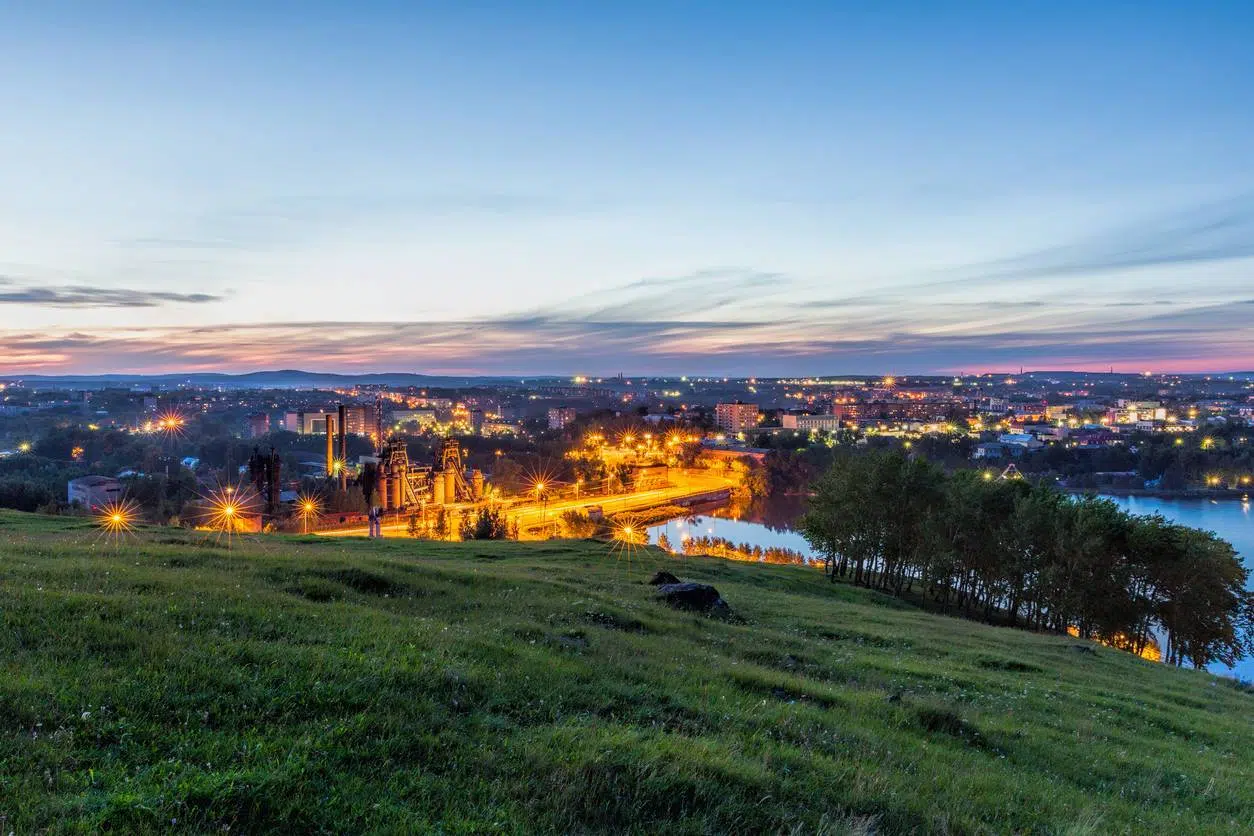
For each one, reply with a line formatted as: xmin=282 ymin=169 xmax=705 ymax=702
xmin=649 ymin=494 xmax=1254 ymax=681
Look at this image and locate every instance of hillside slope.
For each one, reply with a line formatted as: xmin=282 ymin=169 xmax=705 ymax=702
xmin=0 ymin=510 xmax=1250 ymax=834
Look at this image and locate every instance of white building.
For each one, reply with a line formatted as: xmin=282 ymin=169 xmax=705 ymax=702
xmin=67 ymin=475 xmax=123 ymax=510
xmin=781 ymin=413 xmax=843 ymax=432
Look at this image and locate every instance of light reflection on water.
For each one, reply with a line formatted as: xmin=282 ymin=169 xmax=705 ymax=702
xmin=649 ymin=494 xmax=1254 ymax=681
xmin=647 ymin=496 xmax=815 ymax=557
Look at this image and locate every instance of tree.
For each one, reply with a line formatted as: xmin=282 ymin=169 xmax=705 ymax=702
xmin=799 ymin=450 xmax=1253 ymax=669
xmin=460 ymin=506 xmax=510 ymax=540
xmin=560 ymin=510 xmax=600 ymax=538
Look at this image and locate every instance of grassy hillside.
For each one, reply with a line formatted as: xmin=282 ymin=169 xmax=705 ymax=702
xmin=1 ymin=510 xmax=1251 ymax=834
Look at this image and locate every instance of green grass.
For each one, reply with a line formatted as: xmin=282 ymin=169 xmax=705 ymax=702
xmin=1 ymin=510 xmax=1251 ymax=834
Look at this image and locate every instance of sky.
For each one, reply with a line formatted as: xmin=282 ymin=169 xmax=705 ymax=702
xmin=1 ymin=1 xmax=1253 ymax=376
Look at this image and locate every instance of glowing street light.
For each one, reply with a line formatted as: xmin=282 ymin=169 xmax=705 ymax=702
xmin=609 ymin=514 xmax=647 ymax=559
xmin=297 ymin=493 xmax=321 ymax=534
xmin=533 ymin=480 xmax=549 ymax=524
xmin=96 ymin=498 xmax=140 ymax=540
xmin=201 ymin=483 xmax=255 ymax=547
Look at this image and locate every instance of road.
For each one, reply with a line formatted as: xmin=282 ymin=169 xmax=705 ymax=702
xmin=315 ymin=470 xmax=735 ymax=539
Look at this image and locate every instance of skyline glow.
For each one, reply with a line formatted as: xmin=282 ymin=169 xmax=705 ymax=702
xmin=2 ymin=2 xmax=1253 ymax=375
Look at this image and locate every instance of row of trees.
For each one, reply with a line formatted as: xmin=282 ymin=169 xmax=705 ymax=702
xmin=799 ymin=452 xmax=1253 ymax=668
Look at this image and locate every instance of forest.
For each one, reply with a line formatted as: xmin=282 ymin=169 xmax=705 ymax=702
xmin=799 ymin=451 xmax=1254 ymax=669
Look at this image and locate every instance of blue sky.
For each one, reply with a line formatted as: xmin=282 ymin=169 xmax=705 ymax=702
xmin=1 ymin=1 xmax=1252 ymax=375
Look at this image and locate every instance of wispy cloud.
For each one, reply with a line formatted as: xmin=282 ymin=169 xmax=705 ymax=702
xmin=0 ymin=278 xmax=223 ymax=308
xmin=3 ymin=293 xmax=1251 ymax=376
xmin=968 ymin=194 xmax=1254 ymax=282
xmin=512 ymin=268 xmax=793 ymax=323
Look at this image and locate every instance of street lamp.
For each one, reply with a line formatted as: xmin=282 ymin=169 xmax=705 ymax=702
xmin=299 ymin=496 xmax=319 ymax=534
xmin=534 ymin=481 xmax=548 ymax=525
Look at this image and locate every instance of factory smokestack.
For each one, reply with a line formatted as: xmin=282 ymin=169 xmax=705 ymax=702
xmin=337 ymin=404 xmax=348 ymax=491
xmin=325 ymin=416 xmax=335 ymax=479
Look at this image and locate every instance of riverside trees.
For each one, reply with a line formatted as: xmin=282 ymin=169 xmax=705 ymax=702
xmin=799 ymin=452 xmax=1253 ymax=669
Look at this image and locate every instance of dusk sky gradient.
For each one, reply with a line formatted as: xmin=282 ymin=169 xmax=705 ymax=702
xmin=2 ymin=1 xmax=1253 ymax=376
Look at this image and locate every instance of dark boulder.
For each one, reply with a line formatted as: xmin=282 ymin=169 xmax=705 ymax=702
xmin=649 ymin=570 xmax=682 ymax=586
xmin=656 ymin=582 xmax=728 ymax=613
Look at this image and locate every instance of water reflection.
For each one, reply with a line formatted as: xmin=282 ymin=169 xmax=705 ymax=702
xmin=712 ymin=494 xmax=810 ymax=531
xmin=648 ymin=495 xmax=816 ymax=559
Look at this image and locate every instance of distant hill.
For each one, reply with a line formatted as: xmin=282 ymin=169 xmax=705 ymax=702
xmin=5 ymin=369 xmax=565 ymax=389
xmin=9 ymin=368 xmax=1253 ymax=389
xmin=1 ymin=510 xmax=1250 ymax=833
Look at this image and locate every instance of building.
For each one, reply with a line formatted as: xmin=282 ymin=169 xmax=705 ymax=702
xmin=781 ymin=413 xmax=844 ymax=432
xmin=245 ymin=413 xmax=269 ymax=438
xmin=482 ymin=420 xmax=519 ymax=436
xmin=284 ymin=411 xmax=331 ymax=434
xmin=283 ymin=406 xmax=374 ymax=436
xmin=391 ymin=408 xmax=437 ymax=429
xmin=714 ymin=402 xmax=760 ymax=433
xmin=67 ymin=475 xmax=123 ymax=510
xmin=547 ymin=407 xmax=577 ymax=430
xmin=341 ymin=404 xmax=375 ymax=436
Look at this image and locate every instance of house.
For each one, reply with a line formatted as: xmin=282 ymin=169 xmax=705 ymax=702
xmin=67 ymin=475 xmax=123 ymax=510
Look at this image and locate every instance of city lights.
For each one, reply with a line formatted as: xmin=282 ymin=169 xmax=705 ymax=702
xmin=156 ymin=410 xmax=187 ymax=438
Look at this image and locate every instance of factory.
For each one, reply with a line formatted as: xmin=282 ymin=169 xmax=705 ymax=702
xmin=322 ymin=402 xmax=487 ymax=512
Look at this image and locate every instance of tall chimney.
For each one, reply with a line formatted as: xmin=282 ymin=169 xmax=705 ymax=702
xmin=337 ymin=404 xmax=348 ymax=491
xmin=325 ymin=415 xmax=335 ymax=479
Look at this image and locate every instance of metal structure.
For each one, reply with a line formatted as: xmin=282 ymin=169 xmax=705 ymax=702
xmin=438 ymin=438 xmax=476 ymax=503
xmin=336 ymin=404 xmax=348 ymax=491
xmin=321 ymin=402 xmax=488 ymax=512
xmin=377 ymin=439 xmax=433 ymax=511
xmin=325 ymin=416 xmax=335 ymax=478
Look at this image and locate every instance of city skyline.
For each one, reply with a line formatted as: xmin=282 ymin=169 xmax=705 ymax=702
xmin=3 ymin=2 xmax=1253 ymax=375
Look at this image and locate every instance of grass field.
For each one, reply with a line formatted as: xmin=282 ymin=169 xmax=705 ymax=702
xmin=1 ymin=509 xmax=1251 ymax=834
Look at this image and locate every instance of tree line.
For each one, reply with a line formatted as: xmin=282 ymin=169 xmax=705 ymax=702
xmin=799 ymin=452 xmax=1253 ymax=669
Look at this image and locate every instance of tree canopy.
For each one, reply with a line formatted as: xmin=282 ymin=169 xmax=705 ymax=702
xmin=800 ymin=452 xmax=1253 ymax=669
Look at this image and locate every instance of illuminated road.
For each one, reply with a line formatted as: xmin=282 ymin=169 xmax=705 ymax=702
xmin=315 ymin=470 xmax=736 ymax=539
